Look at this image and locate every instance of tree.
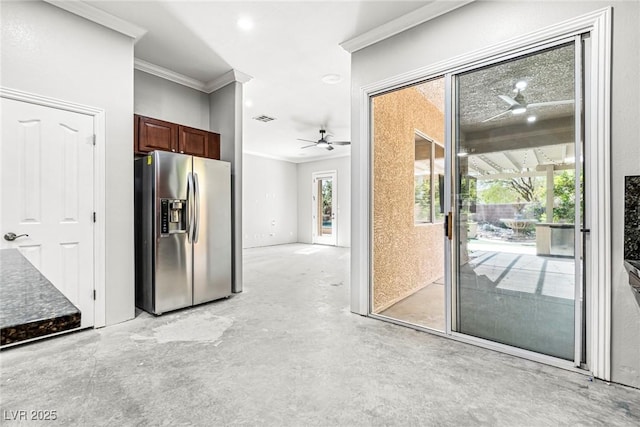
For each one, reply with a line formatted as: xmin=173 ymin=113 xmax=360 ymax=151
xmin=322 ymin=180 xmax=332 ymax=215
xmin=552 ymin=170 xmax=576 ymax=222
xmin=509 ymin=177 xmax=537 ymax=202
xmin=414 ymin=176 xmax=431 ymax=221
xmin=478 ymin=180 xmax=518 ymax=204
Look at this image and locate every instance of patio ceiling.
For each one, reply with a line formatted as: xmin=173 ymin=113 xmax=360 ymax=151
xmin=458 ymin=43 xmax=577 ymax=180
xmin=466 ymin=142 xmax=575 ymax=180
xmin=409 ymin=43 xmax=577 ymax=181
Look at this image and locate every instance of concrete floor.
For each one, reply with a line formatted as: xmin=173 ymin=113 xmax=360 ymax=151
xmin=1 ymin=243 xmax=639 ymax=426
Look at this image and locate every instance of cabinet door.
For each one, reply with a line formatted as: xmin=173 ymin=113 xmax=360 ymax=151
xmin=207 ymin=132 xmax=221 ymax=160
xmin=178 ymin=126 xmax=208 ymax=157
xmin=138 ymin=116 xmax=178 ymax=153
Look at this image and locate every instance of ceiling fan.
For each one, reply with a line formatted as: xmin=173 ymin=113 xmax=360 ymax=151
xmin=298 ymin=129 xmax=350 ymax=151
xmin=482 ymin=84 xmax=574 ymax=123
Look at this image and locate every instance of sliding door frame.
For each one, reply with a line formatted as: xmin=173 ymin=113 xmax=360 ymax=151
xmin=357 ymin=8 xmax=611 ymax=379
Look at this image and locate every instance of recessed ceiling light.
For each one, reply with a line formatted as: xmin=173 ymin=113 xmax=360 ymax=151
xmin=245 ymin=100 xmax=253 ymax=108
xmin=515 ymin=80 xmax=527 ymax=90
xmin=321 ymin=74 xmax=342 ymax=84
xmin=237 ymin=17 xmax=253 ymax=31
xmin=527 ymin=115 xmax=537 ymax=123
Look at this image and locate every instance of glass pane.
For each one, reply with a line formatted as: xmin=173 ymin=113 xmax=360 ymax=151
xmin=371 ymin=77 xmax=446 ymax=331
xmin=319 ymin=179 xmax=332 ymax=236
xmin=455 ymin=43 xmax=578 ymax=360
xmin=434 ymin=144 xmax=445 ymax=222
xmin=415 ymin=136 xmax=432 ymax=223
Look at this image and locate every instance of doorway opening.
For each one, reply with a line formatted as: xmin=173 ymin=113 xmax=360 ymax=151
xmin=367 ymin=33 xmax=596 ymax=368
xmin=312 ymin=171 xmax=338 ymax=246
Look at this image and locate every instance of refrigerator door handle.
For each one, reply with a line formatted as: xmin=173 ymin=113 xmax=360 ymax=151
xmin=194 ymin=172 xmax=201 ymax=243
xmin=187 ymin=171 xmax=194 ymax=243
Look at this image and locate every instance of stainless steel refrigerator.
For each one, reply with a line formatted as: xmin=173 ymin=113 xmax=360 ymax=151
xmin=134 ymin=151 xmax=232 ymax=315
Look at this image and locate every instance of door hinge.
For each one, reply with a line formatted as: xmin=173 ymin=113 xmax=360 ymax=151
xmin=93 ymin=212 xmax=96 ymax=223
xmin=93 ymin=290 xmax=96 ymax=300
xmin=92 ymin=134 xmax=96 ymax=146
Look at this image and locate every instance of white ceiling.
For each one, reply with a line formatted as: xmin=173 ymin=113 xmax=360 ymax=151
xmin=86 ymin=0 xmax=436 ymax=163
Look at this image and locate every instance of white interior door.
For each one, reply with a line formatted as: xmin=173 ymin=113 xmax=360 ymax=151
xmin=312 ymin=171 xmax=337 ymax=246
xmin=1 ymin=98 xmax=95 ymax=328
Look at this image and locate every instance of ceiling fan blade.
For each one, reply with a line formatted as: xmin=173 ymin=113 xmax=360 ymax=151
xmin=326 ymin=145 xmax=335 ymax=151
xmin=297 ymin=138 xmax=318 ymax=143
xmin=330 ymin=141 xmax=351 ymax=146
xmin=300 ymin=144 xmax=317 ymax=149
xmin=527 ymin=99 xmax=575 ymax=108
xmin=498 ymin=94 xmax=519 ymax=107
xmin=482 ymin=110 xmax=510 ymax=123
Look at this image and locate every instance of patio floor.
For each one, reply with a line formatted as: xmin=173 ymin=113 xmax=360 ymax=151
xmin=377 ymin=239 xmax=576 ymax=360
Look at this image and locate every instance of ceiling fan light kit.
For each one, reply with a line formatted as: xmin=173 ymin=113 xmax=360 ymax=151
xmin=482 ymin=83 xmax=573 ymax=123
xmin=297 ymin=129 xmax=351 ymax=151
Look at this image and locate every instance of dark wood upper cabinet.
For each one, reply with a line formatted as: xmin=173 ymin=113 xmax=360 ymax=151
xmin=137 ymin=116 xmax=178 ymax=153
xmin=179 ymin=126 xmax=207 ymax=157
xmin=135 ymin=115 xmax=220 ymax=160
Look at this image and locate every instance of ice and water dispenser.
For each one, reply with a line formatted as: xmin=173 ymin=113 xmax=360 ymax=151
xmin=160 ymin=199 xmax=187 ymax=235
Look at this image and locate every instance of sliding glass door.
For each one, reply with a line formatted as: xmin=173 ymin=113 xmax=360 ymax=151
xmin=368 ymin=38 xmax=587 ymax=365
xmin=453 ymin=41 xmax=583 ymax=361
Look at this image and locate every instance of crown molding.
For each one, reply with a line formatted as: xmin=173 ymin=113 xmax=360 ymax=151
xmin=134 ymin=59 xmax=207 ymax=92
xmin=135 ymin=59 xmax=253 ymax=94
xmin=204 ymin=69 xmax=253 ymax=93
xmin=44 ymin=0 xmax=147 ymax=41
xmin=340 ymin=0 xmax=475 ymax=53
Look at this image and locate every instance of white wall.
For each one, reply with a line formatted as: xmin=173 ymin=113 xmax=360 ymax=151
xmin=134 ymin=70 xmax=210 ymax=130
xmin=243 ymin=154 xmax=298 ymax=248
xmin=1 ymin=0 xmax=135 ymax=325
xmin=210 ymin=82 xmax=244 ymax=292
xmin=297 ymin=156 xmax=351 ymax=247
xmin=350 ymin=1 xmax=639 ymax=388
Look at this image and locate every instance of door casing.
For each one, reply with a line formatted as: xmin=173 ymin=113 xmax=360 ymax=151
xmin=353 ymin=8 xmax=612 ymax=380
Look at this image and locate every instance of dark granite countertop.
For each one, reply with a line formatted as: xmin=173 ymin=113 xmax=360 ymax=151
xmin=625 ymin=259 xmax=640 ymax=278
xmin=624 ymin=259 xmax=640 ymax=294
xmin=1 ymin=249 xmax=80 ymax=345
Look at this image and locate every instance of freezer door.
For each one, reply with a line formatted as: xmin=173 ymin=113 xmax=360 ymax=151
xmin=153 ymin=151 xmax=193 ymax=313
xmin=192 ymin=157 xmax=232 ymax=304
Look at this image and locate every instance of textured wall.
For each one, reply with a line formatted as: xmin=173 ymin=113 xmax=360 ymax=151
xmin=372 ymin=85 xmax=445 ymax=312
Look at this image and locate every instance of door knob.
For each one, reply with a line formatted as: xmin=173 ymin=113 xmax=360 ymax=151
xmin=3 ymin=232 xmax=29 ymax=241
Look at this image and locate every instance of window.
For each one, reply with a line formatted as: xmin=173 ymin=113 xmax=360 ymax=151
xmin=414 ymin=133 xmax=445 ymax=224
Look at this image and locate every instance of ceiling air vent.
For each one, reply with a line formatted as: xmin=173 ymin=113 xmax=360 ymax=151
xmin=253 ymin=115 xmax=276 ymax=123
